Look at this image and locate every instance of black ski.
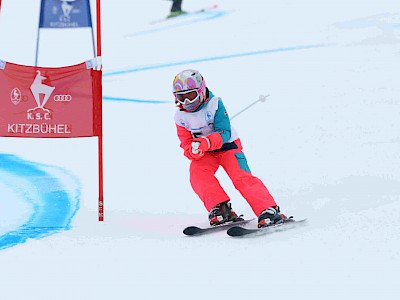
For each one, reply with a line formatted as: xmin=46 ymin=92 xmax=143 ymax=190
xmin=227 ymin=217 xmax=307 ymax=237
xmin=150 ymin=5 xmax=219 ymax=25
xmin=183 ymin=218 xmax=254 ymax=236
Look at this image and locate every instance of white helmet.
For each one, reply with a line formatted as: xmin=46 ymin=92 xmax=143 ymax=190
xmin=173 ymin=70 xmax=207 ymax=111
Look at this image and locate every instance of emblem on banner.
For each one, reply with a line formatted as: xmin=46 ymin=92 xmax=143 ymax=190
xmin=60 ymin=0 xmax=75 ymax=22
xmin=10 ymin=88 xmax=22 ymax=105
xmin=30 ymin=71 xmax=55 ymax=110
xmin=24 ymin=71 xmax=73 ymax=121
xmin=26 ymin=71 xmax=55 ymax=121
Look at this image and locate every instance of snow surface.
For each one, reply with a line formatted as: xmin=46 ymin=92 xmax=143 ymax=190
xmin=0 ymin=0 xmax=399 ymax=299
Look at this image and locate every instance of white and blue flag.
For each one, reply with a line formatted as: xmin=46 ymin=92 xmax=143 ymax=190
xmin=39 ymin=0 xmax=92 ymax=28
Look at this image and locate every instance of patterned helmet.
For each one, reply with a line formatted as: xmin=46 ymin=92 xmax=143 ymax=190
xmin=173 ymin=70 xmax=207 ymax=111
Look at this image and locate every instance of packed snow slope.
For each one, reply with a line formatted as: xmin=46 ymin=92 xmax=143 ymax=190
xmin=0 ymin=0 xmax=399 ymax=299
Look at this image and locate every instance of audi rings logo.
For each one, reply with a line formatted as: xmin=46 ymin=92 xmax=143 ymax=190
xmin=54 ymin=94 xmax=72 ymax=102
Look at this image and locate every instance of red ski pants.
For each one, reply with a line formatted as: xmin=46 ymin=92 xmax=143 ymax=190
xmin=189 ymin=139 xmax=277 ymax=216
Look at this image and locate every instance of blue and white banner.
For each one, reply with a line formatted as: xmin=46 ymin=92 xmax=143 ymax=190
xmin=39 ymin=0 xmax=92 ymax=28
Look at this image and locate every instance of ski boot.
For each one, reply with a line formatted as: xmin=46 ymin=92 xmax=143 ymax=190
xmin=208 ymin=201 xmax=242 ymax=226
xmin=167 ymin=10 xmax=187 ymax=18
xmin=257 ymin=206 xmax=287 ymax=228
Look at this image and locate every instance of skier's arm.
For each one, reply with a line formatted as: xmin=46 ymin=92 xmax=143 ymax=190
xmin=176 ymin=124 xmax=202 ymax=160
xmin=213 ymin=99 xmax=232 ymax=143
xmin=176 ymin=124 xmax=192 ymax=149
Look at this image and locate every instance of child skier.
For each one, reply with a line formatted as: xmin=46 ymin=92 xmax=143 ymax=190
xmin=173 ymin=69 xmax=286 ymax=228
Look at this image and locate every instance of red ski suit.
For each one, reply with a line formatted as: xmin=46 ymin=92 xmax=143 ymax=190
xmin=175 ymin=92 xmax=277 ymax=216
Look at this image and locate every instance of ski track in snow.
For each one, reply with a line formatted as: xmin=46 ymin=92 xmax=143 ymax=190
xmin=0 ymin=154 xmax=80 ymax=251
xmin=125 ymin=9 xmax=229 ymax=37
xmin=102 ymin=43 xmax=334 ymax=103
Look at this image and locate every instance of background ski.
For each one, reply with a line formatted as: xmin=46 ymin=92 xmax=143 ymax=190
xmin=183 ymin=218 xmax=253 ymax=236
xmin=150 ymin=5 xmax=219 ymax=25
xmin=227 ymin=218 xmax=307 ymax=237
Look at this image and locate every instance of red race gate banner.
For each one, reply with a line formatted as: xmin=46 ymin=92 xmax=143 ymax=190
xmin=0 ymin=60 xmax=102 ymax=138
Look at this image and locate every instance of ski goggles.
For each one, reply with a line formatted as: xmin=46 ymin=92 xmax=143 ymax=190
xmin=174 ymin=89 xmax=200 ymax=105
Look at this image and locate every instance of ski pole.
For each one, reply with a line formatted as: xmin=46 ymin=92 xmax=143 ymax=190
xmin=229 ymin=94 xmax=269 ymax=121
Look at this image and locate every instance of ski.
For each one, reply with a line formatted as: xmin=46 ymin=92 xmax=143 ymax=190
xmin=227 ymin=217 xmax=307 ymax=237
xmin=183 ymin=218 xmax=254 ymax=236
xmin=150 ymin=4 xmax=219 ymax=25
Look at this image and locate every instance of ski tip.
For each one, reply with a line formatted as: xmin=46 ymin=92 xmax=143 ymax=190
xmin=183 ymin=226 xmax=202 ymax=236
xmin=288 ymin=218 xmax=308 ymax=223
xmin=226 ymin=226 xmax=248 ymax=237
